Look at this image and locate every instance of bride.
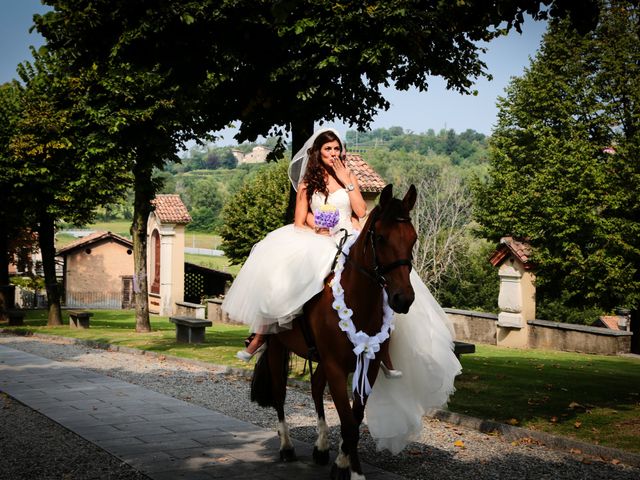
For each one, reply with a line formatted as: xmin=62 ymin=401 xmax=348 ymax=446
xmin=222 ymin=128 xmax=461 ymax=453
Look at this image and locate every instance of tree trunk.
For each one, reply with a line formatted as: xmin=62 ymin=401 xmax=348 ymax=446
xmin=37 ymin=213 xmax=62 ymax=326
xmin=286 ymin=119 xmax=315 ymax=222
xmin=0 ymin=228 xmax=11 ymax=319
xmin=0 ymin=228 xmax=9 ymax=286
xmin=131 ymin=161 xmax=155 ymax=333
xmin=631 ymin=308 xmax=640 ymax=355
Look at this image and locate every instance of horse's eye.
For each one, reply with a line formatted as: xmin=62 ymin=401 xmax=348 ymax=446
xmin=375 ymin=234 xmax=385 ymax=244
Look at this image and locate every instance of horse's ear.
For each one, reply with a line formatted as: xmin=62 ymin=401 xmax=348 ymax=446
xmin=402 ymin=184 xmax=417 ymax=212
xmin=379 ymin=184 xmax=393 ymax=208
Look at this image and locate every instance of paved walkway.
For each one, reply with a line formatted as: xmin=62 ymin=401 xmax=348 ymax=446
xmin=0 ymin=345 xmax=403 ymax=480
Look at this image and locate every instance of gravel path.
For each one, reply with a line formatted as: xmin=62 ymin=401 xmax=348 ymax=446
xmin=1 ymin=333 xmax=638 ymax=480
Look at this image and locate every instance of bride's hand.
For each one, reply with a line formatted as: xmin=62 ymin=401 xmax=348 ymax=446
xmin=331 ymin=155 xmax=351 ymax=185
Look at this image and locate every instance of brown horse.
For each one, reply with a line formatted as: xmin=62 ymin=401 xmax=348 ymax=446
xmin=250 ymin=184 xmax=417 ymax=479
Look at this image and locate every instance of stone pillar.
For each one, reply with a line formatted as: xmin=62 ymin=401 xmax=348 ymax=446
xmin=496 ymin=257 xmax=536 ymax=348
xmin=159 ymin=227 xmax=176 ymax=316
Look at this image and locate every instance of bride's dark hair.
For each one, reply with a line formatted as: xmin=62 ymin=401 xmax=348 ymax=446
xmin=302 ymin=130 xmax=343 ymax=204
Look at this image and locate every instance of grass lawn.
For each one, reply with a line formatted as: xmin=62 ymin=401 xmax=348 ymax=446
xmin=3 ymin=309 xmax=307 ymax=375
xmin=450 ymin=345 xmax=640 ymax=454
xmin=184 ymin=253 xmax=241 ymax=276
xmin=184 ymin=231 xmax=223 ymax=250
xmin=2 ymin=310 xmax=639 ymax=454
xmin=57 ymin=220 xmax=222 ymax=251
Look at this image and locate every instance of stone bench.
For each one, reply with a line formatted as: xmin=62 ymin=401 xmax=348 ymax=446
xmin=454 ymin=340 xmax=476 ymax=359
xmin=175 ymin=301 xmax=206 ymax=319
xmin=7 ymin=310 xmax=25 ymax=326
xmin=169 ymin=316 xmax=212 ymax=344
xmin=69 ymin=310 xmax=93 ymax=329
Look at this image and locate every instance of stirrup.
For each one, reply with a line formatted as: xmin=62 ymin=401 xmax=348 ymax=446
xmin=380 ymin=362 xmax=402 ymax=379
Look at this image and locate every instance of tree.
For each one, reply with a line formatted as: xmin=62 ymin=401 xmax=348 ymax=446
xmin=34 ymin=0 xmax=599 ymax=328
xmin=187 ymin=176 xmax=225 ymax=232
xmin=220 ymin=161 xmax=290 ymax=264
xmin=9 ymin=50 xmax=131 ymax=325
xmin=436 ymin=239 xmax=500 ymax=312
xmin=36 ymin=2 xmax=220 ymax=331
xmin=398 ymin=168 xmax=473 ymax=293
xmin=474 ymin=1 xmax=640 ymax=320
xmin=0 ymin=81 xmax=28 ymax=288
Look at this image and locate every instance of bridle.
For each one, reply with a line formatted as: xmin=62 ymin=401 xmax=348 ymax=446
xmin=333 ymin=211 xmax=414 ymax=288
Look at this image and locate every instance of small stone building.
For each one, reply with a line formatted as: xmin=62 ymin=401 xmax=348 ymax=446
xmin=57 ymin=231 xmax=134 ymax=309
xmin=147 ymin=194 xmax=192 ymax=316
xmin=489 ymin=236 xmax=535 ymax=348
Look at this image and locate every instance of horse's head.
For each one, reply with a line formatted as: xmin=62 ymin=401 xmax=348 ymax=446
xmin=364 ymin=184 xmax=417 ymax=314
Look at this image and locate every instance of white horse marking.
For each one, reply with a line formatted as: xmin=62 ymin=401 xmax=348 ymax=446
xmin=315 ymin=417 xmax=330 ymax=451
xmin=277 ymin=420 xmax=293 ymax=450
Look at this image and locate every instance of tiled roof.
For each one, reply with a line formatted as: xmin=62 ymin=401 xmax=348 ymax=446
xmin=489 ymin=236 xmax=533 ymax=269
xmin=346 ymin=154 xmax=386 ymax=193
xmin=152 ymin=194 xmax=192 ymax=224
xmin=596 ymin=316 xmax=623 ymax=331
xmin=56 ymin=231 xmax=132 ymax=256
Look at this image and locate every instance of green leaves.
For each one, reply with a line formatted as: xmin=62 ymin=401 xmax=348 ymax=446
xmin=220 ymin=161 xmax=290 ymax=264
xmin=474 ymin=1 xmax=640 ymax=316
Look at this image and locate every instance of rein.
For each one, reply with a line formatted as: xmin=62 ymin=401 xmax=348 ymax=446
xmin=329 ymin=212 xmax=414 ymax=403
xmin=332 ymin=213 xmax=413 ymax=288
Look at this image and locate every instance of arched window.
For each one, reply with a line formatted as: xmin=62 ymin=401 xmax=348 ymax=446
xmin=150 ymin=230 xmax=161 ymax=294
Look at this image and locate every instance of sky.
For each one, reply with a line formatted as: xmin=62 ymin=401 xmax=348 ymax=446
xmin=1 ymin=1 xmax=547 ymax=143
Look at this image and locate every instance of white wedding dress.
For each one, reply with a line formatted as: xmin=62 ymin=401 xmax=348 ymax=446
xmin=222 ymin=188 xmax=461 ymax=453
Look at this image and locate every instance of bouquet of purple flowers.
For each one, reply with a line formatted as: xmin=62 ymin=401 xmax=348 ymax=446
xmin=314 ymin=204 xmax=339 ymax=229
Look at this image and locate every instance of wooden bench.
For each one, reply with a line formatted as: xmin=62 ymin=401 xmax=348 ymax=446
xmin=69 ymin=310 xmax=93 ymax=329
xmin=169 ymin=316 xmax=212 ymax=344
xmin=454 ymin=340 xmax=476 ymax=359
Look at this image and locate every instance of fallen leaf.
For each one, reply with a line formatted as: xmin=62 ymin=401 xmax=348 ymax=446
xmin=569 ymin=401 xmax=586 ymax=411
xmin=611 ymin=459 xmax=621 ymax=465
xmin=574 ymin=421 xmax=582 ymax=429
xmin=453 ymin=440 xmax=465 ymax=448
xmin=506 ymin=418 xmax=519 ymax=426
xmin=581 ymin=457 xmax=592 ymax=465
xmin=550 ymin=416 xmax=559 ymax=423
xmin=570 ymin=448 xmax=582 ymax=455
xmin=407 ymin=449 xmax=422 ymax=456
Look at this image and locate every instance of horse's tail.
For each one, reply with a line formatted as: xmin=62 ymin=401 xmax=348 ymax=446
xmin=250 ymin=340 xmax=289 ymax=408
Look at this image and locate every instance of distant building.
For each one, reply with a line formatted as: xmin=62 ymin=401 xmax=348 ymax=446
xmin=231 ymin=145 xmax=272 ymax=164
xmin=593 ymin=315 xmax=631 ymax=332
xmin=56 ymin=231 xmax=134 ymax=309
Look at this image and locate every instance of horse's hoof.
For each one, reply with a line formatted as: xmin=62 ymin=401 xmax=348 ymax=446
xmin=313 ymin=446 xmax=330 ymax=465
xmin=279 ymin=448 xmax=297 ymax=462
xmin=330 ymin=463 xmax=351 ymax=480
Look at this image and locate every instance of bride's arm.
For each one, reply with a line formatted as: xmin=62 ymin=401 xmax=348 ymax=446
xmin=294 ymin=184 xmax=313 ymax=229
xmin=347 ymin=175 xmax=367 ymax=218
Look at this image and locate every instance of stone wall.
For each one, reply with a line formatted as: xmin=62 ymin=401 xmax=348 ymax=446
xmin=444 ymin=308 xmax=497 ymax=344
xmin=175 ymin=301 xmax=205 ymax=319
xmin=444 ymin=309 xmax=633 ymax=356
xmin=528 ymin=319 xmax=633 ymax=355
xmin=206 ymin=297 xmax=242 ymax=325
